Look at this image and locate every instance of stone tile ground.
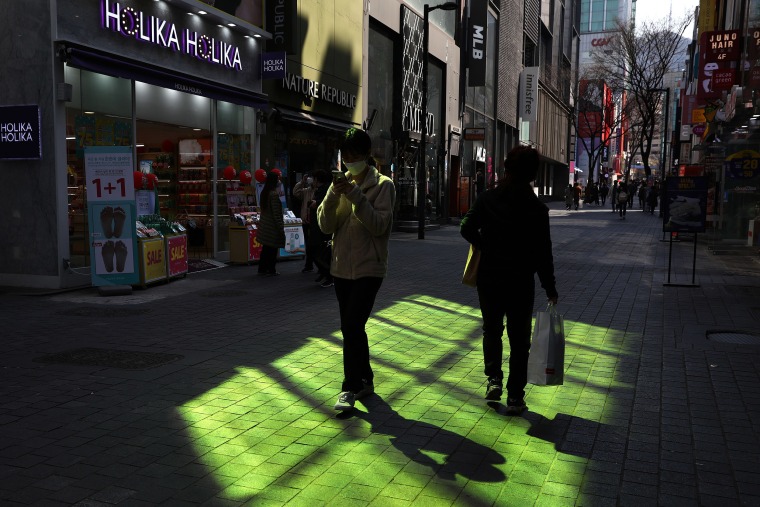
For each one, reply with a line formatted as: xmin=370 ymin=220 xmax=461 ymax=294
xmin=1 ymin=202 xmax=759 ymax=505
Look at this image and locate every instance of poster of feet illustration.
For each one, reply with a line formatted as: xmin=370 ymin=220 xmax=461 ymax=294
xmin=84 ymin=146 xmax=140 ymax=286
xmin=91 ymin=204 xmax=136 ymax=276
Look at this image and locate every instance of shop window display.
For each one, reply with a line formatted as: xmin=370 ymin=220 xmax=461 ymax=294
xmin=64 ymin=70 xmax=259 ymax=265
xmin=65 ymin=68 xmax=133 ymax=267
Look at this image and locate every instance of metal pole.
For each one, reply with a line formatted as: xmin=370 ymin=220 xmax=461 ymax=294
xmin=661 ymin=88 xmax=670 ymax=176
xmin=418 ymin=4 xmax=430 ymax=240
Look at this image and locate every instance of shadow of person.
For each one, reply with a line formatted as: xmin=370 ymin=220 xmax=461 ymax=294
xmin=346 ymin=395 xmax=507 ymax=484
xmin=487 ymin=403 xmax=622 ymax=460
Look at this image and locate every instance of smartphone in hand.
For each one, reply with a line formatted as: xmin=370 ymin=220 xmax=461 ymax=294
xmin=332 ymin=170 xmax=348 ymax=184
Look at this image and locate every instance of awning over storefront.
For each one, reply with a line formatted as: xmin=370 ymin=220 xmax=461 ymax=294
xmin=63 ymin=45 xmax=269 ymax=110
xmin=276 ymin=108 xmax=356 ymax=133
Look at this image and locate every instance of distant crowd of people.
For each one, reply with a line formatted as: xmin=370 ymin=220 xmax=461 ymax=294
xmin=564 ymin=179 xmax=661 ymax=218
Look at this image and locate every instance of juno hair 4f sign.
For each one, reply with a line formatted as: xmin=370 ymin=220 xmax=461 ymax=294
xmin=0 ymin=105 xmax=42 ymax=160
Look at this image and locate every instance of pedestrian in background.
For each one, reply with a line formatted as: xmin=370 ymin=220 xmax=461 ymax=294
xmin=564 ymin=184 xmax=573 ymax=211
xmin=618 ymin=181 xmax=629 ymax=220
xmin=318 ymin=128 xmax=396 ymax=411
xmin=611 ymin=180 xmax=619 ymax=213
xmin=648 ymin=183 xmax=659 ymax=214
xmin=638 ymin=182 xmax=648 ymax=210
xmin=257 ymin=171 xmax=285 ymax=276
xmin=573 ymin=182 xmax=582 ymax=210
xmin=460 ymin=145 xmax=559 ymax=415
xmin=293 ymin=172 xmax=315 ymax=272
xmin=600 ymin=181 xmax=609 ymax=206
xmin=309 ymin=169 xmax=333 ymax=288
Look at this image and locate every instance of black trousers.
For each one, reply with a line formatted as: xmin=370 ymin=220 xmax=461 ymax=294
xmin=477 ymin=278 xmax=534 ymax=400
xmin=258 ymin=245 xmax=278 ymax=273
xmin=334 ymin=276 xmax=383 ymax=393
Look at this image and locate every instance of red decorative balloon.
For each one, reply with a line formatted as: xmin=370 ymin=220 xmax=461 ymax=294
xmin=254 ymin=168 xmax=267 ymax=183
xmin=146 ymin=173 xmax=159 ymax=190
xmin=133 ymin=171 xmax=146 ymax=190
xmin=239 ymin=170 xmax=252 ymax=185
xmin=271 ymin=168 xmax=282 ymax=178
xmin=223 ymin=165 xmax=236 ymax=180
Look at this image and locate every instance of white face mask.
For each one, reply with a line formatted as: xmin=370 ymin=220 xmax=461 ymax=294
xmin=344 ymin=160 xmax=366 ymax=175
xmin=306 ymin=177 xmax=313 ymax=185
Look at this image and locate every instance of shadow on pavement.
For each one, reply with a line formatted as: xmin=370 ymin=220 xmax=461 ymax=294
xmin=349 ymin=395 xmax=506 ymax=485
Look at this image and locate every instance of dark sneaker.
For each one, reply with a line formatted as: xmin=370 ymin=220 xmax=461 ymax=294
xmin=315 ymin=274 xmax=325 ymax=283
xmin=485 ymin=377 xmax=502 ymax=401
xmin=320 ymin=279 xmax=334 ymax=288
xmin=302 ymin=267 xmax=314 ymax=273
xmin=355 ymin=380 xmax=374 ymax=400
xmin=334 ymin=391 xmax=355 ymax=411
xmin=506 ymin=398 xmax=527 ymax=415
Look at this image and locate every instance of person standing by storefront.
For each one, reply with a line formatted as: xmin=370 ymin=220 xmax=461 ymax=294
xmin=318 ymin=128 xmax=396 ymax=411
xmin=310 ymin=170 xmax=334 ymax=288
xmin=460 ymin=145 xmax=559 ymax=415
xmin=257 ymin=171 xmax=285 ymax=276
xmin=294 ymin=173 xmax=315 ymax=272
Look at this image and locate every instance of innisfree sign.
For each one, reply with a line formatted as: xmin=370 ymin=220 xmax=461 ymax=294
xmin=0 ymin=105 xmax=42 ymax=160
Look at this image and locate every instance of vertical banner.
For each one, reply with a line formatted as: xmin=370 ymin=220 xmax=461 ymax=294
xmin=400 ymin=6 xmax=424 ymax=135
xmin=468 ymin=0 xmax=487 ymax=87
xmin=520 ymin=67 xmax=539 ymax=122
xmin=84 ymin=146 xmax=139 ymax=286
xmin=697 ymin=31 xmax=740 ymax=101
xmin=265 ymin=0 xmax=297 ymax=54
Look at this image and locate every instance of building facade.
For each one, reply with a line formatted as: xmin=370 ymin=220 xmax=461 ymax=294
xmin=0 ymin=0 xmax=269 ymax=289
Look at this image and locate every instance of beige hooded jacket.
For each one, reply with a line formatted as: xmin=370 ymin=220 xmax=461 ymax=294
xmin=317 ymin=166 xmax=396 ymax=279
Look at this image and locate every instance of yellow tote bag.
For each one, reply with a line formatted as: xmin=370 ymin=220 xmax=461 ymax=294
xmin=462 ymin=245 xmax=480 ymax=287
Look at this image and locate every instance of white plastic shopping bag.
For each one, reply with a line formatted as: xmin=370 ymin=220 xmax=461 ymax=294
xmin=527 ymin=303 xmax=565 ymax=386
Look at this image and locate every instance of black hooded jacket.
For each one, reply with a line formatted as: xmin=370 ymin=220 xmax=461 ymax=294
xmin=460 ymin=183 xmax=558 ymax=299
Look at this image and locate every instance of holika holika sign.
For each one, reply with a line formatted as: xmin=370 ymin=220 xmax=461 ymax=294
xmin=101 ymin=0 xmax=243 ymax=70
xmin=0 ymin=105 xmax=42 ymax=160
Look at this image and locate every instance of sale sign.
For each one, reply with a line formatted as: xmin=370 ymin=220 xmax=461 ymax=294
xmin=85 ymin=146 xmax=139 ymax=286
xmin=166 ymin=234 xmax=188 ymax=277
xmin=249 ymin=227 xmax=262 ymax=261
xmin=140 ymin=237 xmax=166 ymax=284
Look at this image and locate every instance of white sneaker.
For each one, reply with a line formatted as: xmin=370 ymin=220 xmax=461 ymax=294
xmin=334 ymin=391 xmax=355 ymax=411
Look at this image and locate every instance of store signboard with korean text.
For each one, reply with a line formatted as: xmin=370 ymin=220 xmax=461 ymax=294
xmin=0 ymin=105 xmax=41 ymax=160
xmin=85 ymin=146 xmax=139 ymax=286
xmin=697 ymin=30 xmax=740 ymax=101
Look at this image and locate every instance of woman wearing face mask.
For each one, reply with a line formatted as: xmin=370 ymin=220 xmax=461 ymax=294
xmin=293 ymin=172 xmax=316 ymax=272
xmin=317 ymin=128 xmax=396 ymax=411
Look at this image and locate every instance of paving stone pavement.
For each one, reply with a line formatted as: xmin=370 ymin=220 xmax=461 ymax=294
xmin=1 ymin=201 xmax=759 ymax=506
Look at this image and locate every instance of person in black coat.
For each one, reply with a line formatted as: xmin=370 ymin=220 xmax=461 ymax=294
xmin=460 ymin=145 xmax=559 ymax=414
